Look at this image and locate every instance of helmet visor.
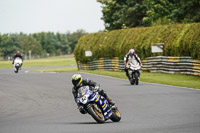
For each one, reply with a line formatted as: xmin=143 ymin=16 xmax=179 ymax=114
xmin=72 ymin=78 xmax=81 ymax=87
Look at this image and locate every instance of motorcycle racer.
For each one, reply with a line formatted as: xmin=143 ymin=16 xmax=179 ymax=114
xmin=12 ymin=51 xmax=23 ymax=67
xmin=71 ymin=74 xmax=115 ymax=114
xmin=124 ymin=49 xmax=142 ymax=82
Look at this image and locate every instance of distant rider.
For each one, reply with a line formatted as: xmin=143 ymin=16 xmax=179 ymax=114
xmin=12 ymin=51 xmax=23 ymax=67
xmin=124 ymin=49 xmax=142 ymax=82
xmin=71 ymin=74 xmax=115 ymax=114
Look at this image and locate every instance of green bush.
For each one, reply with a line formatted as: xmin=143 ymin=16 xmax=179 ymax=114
xmin=74 ymin=23 xmax=200 ymax=63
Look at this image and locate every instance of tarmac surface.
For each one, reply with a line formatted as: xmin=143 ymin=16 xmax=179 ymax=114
xmin=0 ymin=67 xmax=200 ymax=133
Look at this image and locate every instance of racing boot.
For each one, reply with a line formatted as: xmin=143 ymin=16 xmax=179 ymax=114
xmin=127 ymin=75 xmax=133 ymax=85
xmin=106 ymin=96 xmax=115 ymax=106
xmin=128 ymin=76 xmax=133 ymax=85
xmin=78 ymin=106 xmax=87 ymax=114
xmin=20 ymin=63 xmax=23 ymax=70
xmin=138 ymin=72 xmax=140 ymax=80
xmin=99 ymin=90 xmax=115 ymax=106
xmin=129 ymin=79 xmax=132 ymax=84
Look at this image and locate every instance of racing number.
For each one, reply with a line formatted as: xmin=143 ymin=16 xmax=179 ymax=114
xmin=81 ymin=96 xmax=86 ymax=102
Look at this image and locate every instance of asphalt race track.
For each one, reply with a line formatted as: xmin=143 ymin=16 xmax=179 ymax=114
xmin=0 ymin=68 xmax=200 ymax=133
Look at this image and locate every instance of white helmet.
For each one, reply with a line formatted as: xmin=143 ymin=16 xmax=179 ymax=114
xmin=129 ymin=49 xmax=135 ymax=56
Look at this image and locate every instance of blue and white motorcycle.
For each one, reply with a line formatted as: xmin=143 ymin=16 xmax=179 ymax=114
xmin=77 ymin=85 xmax=121 ymax=123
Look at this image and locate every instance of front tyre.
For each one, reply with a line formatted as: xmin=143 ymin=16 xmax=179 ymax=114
xmin=87 ymin=103 xmax=105 ymax=123
xmin=14 ymin=67 xmax=19 ymax=73
xmin=134 ymin=72 xmax=139 ymax=85
xmin=131 ymin=73 xmax=134 ymax=85
xmin=110 ymin=107 xmax=121 ymax=122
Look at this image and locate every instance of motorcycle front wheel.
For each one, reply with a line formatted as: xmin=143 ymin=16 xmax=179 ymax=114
xmin=87 ymin=103 xmax=105 ymax=123
xmin=110 ymin=107 xmax=121 ymax=122
xmin=14 ymin=67 xmax=19 ymax=73
xmin=134 ymin=72 xmax=139 ymax=85
xmin=130 ymin=73 xmax=134 ymax=85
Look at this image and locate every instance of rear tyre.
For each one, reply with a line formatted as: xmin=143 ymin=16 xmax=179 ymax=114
xmin=87 ymin=103 xmax=105 ymax=123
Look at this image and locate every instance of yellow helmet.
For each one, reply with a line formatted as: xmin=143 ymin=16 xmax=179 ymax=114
xmin=72 ymin=74 xmax=82 ymax=87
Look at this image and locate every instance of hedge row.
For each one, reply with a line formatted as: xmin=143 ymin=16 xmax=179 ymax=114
xmin=74 ymin=23 xmax=200 ymax=63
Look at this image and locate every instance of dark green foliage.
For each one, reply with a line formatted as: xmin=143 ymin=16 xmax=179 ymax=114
xmin=0 ymin=30 xmax=87 ymax=59
xmin=19 ymin=34 xmax=43 ymax=56
xmin=97 ymin=0 xmax=200 ymax=30
xmin=74 ymin=23 xmax=200 ymax=63
xmin=67 ymin=29 xmax=88 ymax=52
xmin=0 ymin=34 xmax=22 ymax=58
xmin=97 ymin=0 xmax=146 ymax=30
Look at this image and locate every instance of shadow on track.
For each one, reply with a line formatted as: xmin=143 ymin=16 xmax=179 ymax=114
xmin=51 ymin=121 xmax=113 ymax=125
xmin=119 ymin=83 xmax=144 ymax=86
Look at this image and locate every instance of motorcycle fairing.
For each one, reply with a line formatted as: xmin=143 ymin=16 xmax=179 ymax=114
xmin=77 ymin=86 xmax=113 ymax=120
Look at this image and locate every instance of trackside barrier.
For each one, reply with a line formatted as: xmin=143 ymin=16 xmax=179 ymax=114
xmin=77 ymin=56 xmax=200 ymax=76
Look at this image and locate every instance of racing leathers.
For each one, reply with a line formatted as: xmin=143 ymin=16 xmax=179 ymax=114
xmin=72 ymin=79 xmax=114 ymax=114
xmin=12 ymin=54 xmax=23 ymax=66
xmin=124 ymin=53 xmax=142 ymax=80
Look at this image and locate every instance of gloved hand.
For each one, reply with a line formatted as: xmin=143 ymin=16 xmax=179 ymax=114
xmin=125 ymin=64 xmax=130 ymax=69
xmin=78 ymin=106 xmax=87 ymax=114
xmin=94 ymin=85 xmax=100 ymax=92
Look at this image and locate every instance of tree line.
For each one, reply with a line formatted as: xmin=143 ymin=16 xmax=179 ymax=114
xmin=97 ymin=0 xmax=200 ymax=30
xmin=0 ymin=30 xmax=87 ymax=60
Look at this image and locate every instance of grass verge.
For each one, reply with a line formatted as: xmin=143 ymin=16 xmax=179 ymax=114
xmin=0 ymin=55 xmax=76 ymax=68
xmin=32 ymin=67 xmax=78 ymax=73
